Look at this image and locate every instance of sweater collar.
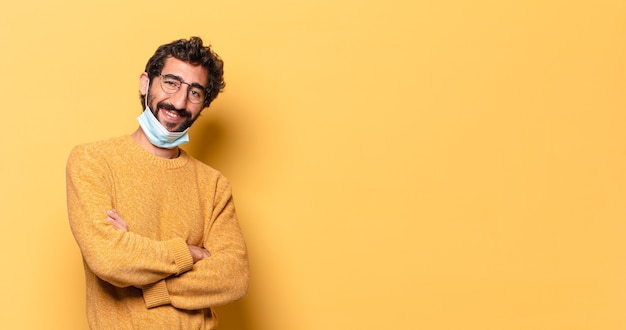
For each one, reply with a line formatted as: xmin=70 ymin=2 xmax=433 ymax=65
xmin=124 ymin=135 xmax=190 ymax=169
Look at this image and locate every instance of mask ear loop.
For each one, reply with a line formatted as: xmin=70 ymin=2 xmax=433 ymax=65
xmin=145 ymin=79 xmax=150 ymax=109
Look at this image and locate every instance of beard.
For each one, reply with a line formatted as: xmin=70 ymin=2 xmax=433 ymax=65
xmin=147 ymin=96 xmax=197 ymax=132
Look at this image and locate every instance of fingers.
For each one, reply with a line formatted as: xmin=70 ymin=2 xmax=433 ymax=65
xmin=107 ymin=209 xmax=121 ymax=220
xmin=201 ymin=248 xmax=211 ymax=258
xmin=188 ymin=245 xmax=211 ymax=263
xmin=107 ymin=209 xmax=129 ymax=232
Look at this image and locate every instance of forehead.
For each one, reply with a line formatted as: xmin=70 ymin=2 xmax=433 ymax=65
xmin=161 ymin=57 xmax=209 ymax=87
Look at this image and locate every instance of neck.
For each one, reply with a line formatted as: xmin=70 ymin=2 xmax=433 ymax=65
xmin=131 ymin=128 xmax=180 ymax=159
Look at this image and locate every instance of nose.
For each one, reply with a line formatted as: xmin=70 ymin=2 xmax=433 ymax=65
xmin=169 ymin=86 xmax=189 ymax=109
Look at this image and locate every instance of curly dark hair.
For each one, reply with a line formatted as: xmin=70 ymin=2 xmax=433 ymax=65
xmin=140 ymin=36 xmax=225 ymax=108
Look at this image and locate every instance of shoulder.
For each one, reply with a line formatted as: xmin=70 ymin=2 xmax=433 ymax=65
xmin=67 ymin=136 xmax=129 ymax=169
xmin=185 ymin=154 xmax=233 ymax=189
xmin=185 ymin=152 xmax=223 ymax=176
xmin=70 ymin=136 xmax=127 ymax=155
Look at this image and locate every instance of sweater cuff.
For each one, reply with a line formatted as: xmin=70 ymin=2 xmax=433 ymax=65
xmin=166 ymin=237 xmax=194 ymax=275
xmin=143 ymin=280 xmax=171 ymax=308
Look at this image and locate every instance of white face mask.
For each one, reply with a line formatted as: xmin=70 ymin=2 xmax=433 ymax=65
xmin=136 ymin=80 xmax=190 ymax=149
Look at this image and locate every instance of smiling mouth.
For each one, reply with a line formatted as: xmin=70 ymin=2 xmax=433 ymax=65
xmin=162 ymin=108 xmax=184 ymax=121
xmin=156 ymin=107 xmax=192 ymax=131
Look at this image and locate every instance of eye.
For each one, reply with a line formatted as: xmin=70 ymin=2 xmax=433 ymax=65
xmin=164 ymin=79 xmax=179 ymax=87
xmin=190 ymin=88 xmax=204 ymax=98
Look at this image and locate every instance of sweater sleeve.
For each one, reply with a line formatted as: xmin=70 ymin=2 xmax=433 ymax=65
xmin=142 ymin=176 xmax=249 ymax=309
xmin=66 ymin=145 xmax=194 ymax=287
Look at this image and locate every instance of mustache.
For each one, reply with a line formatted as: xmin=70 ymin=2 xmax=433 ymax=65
xmin=156 ymin=101 xmax=192 ymax=118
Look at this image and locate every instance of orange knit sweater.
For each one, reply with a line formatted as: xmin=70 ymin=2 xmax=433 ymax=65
xmin=66 ymin=135 xmax=248 ymax=329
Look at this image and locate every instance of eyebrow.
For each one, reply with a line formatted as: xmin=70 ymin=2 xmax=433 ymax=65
xmin=162 ymin=73 xmax=207 ymax=90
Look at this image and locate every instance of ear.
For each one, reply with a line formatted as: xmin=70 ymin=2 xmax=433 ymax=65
xmin=139 ymin=72 xmax=149 ymax=96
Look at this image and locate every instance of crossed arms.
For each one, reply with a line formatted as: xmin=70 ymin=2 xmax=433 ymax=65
xmin=107 ymin=209 xmax=210 ymax=264
xmin=66 ymin=145 xmax=249 ymax=310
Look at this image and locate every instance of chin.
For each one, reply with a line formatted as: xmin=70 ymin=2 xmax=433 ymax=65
xmin=158 ymin=118 xmax=180 ymax=132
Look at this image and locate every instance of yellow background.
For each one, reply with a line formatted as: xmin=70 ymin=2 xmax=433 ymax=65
xmin=1 ymin=0 xmax=625 ymax=329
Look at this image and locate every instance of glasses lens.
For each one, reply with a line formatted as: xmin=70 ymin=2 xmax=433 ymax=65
xmin=188 ymin=87 xmax=206 ymax=104
xmin=160 ymin=76 xmax=180 ymax=93
xmin=159 ymin=75 xmax=206 ymax=104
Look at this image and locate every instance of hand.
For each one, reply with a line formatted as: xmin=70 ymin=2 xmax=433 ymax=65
xmin=188 ymin=244 xmax=210 ymax=263
xmin=107 ymin=209 xmax=208 ymax=264
xmin=107 ymin=209 xmax=128 ymax=232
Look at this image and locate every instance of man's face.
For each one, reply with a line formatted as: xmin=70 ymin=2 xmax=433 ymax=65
xmin=139 ymin=57 xmax=209 ymax=132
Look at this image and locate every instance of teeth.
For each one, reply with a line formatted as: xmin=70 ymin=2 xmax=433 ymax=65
xmin=164 ymin=110 xmax=179 ymax=119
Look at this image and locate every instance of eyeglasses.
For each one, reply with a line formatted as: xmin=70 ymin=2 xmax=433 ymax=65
xmin=159 ymin=74 xmax=207 ymax=104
